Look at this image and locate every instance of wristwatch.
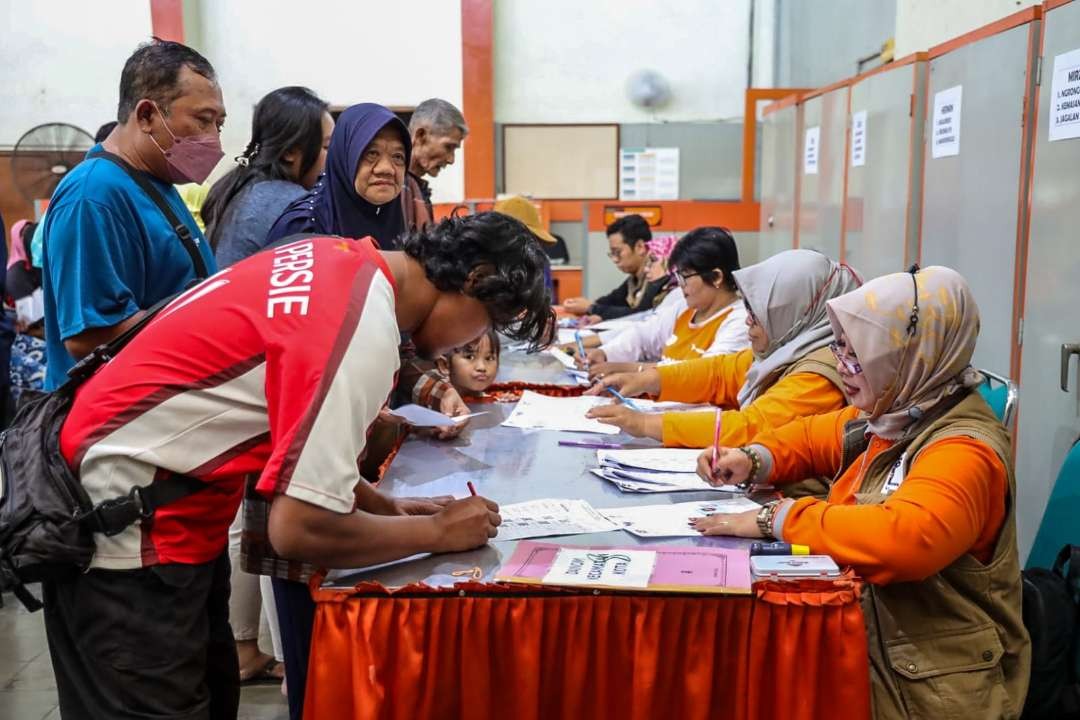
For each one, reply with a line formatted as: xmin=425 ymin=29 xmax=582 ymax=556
xmin=756 ymin=500 xmax=781 ymax=539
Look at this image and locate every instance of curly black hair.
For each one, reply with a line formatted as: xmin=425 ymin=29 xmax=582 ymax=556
xmin=401 ymin=212 xmax=556 ymax=350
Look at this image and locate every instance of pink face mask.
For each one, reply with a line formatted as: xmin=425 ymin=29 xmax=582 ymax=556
xmin=148 ymin=104 xmax=224 ymax=185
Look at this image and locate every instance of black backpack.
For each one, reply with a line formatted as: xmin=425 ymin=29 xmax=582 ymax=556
xmin=0 ymin=150 xmax=211 ymax=612
xmin=1022 ymin=545 xmax=1080 ymax=719
xmin=0 ymin=296 xmax=211 ymax=611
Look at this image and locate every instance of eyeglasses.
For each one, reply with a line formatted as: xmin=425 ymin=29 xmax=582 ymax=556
xmin=606 ymin=247 xmax=627 ymax=260
xmin=672 ymin=271 xmax=700 ymax=289
xmin=829 ymin=341 xmax=863 ymax=375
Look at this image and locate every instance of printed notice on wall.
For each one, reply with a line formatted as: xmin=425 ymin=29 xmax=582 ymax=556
xmin=803 ymin=126 xmax=820 ymax=174
xmin=1049 ymin=48 xmax=1080 ymax=142
xmin=931 ymin=85 xmax=962 ymax=158
xmin=850 ymin=110 xmax=868 ymax=167
xmin=619 ymin=147 xmax=679 ymax=200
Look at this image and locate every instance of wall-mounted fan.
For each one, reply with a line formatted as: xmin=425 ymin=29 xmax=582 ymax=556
xmin=626 ymin=69 xmax=673 ymax=110
xmin=10 ymin=123 xmax=95 ymax=203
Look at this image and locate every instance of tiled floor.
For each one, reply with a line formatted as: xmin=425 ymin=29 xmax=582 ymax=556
xmin=0 ymin=589 xmax=289 ymax=720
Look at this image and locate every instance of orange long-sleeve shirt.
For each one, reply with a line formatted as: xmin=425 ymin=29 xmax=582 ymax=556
xmin=656 ymin=349 xmax=846 ymax=448
xmin=755 ymin=406 xmax=1008 ymax=584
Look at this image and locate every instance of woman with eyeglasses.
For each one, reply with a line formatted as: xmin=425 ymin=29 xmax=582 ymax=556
xmin=588 ymin=250 xmax=860 ymax=479
xmin=693 ymin=267 xmax=1027 ymax=719
xmin=582 ymin=227 xmax=748 ymax=373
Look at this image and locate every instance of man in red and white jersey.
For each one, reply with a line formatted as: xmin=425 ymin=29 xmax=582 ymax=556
xmin=42 ymin=213 xmax=554 ymax=720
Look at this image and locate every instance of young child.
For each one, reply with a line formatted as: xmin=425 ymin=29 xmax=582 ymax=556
xmin=437 ymin=329 xmax=501 ymax=398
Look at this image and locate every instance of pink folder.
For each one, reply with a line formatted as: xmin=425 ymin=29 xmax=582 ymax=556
xmin=496 ymin=541 xmax=752 ymax=594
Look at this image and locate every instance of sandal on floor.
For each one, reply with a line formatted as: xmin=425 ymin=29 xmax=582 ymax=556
xmin=240 ymin=659 xmax=284 ymax=686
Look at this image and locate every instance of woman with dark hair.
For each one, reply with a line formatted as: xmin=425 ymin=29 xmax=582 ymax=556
xmin=204 ymin=86 xmax=332 ymax=267
xmin=586 ymin=227 xmax=748 ymax=374
xmin=265 ymin=102 xmax=411 ymax=249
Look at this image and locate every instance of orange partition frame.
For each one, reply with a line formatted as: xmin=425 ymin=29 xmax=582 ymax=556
xmin=918 ymin=6 xmax=1043 ymax=381
xmin=839 ymin=52 xmax=929 ymax=268
xmin=762 ymin=93 xmax=804 ymax=247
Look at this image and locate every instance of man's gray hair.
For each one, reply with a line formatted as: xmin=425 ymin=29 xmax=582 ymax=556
xmin=410 ymin=98 xmax=469 ymax=137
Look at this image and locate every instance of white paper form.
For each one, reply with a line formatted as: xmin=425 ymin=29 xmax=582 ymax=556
xmin=543 ymin=548 xmax=657 ymax=589
xmin=502 ymin=391 xmax=620 ymax=434
xmin=931 ymin=85 xmax=962 ymax=158
xmin=1049 ymin=47 xmax=1080 ymax=142
xmin=803 ymin=126 xmax=820 ymax=174
xmin=850 ymin=110 xmax=867 ymax=167
xmin=497 ymin=498 xmax=619 ymax=541
xmin=597 ymin=447 xmax=702 ymax=473
xmin=546 ymin=346 xmax=579 ymax=368
xmin=600 ymin=498 xmax=761 ymax=537
xmin=587 ymin=317 xmax=643 ymax=333
xmin=539 ymin=347 xmax=590 ymax=385
xmin=389 ymin=405 xmax=487 ymax=427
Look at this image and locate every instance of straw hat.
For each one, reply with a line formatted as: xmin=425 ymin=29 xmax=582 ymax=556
xmin=493 ymin=195 xmax=556 ymax=243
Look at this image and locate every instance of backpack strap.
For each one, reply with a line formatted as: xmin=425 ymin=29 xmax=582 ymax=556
xmin=63 ymin=292 xmax=179 ymax=388
xmin=76 ymin=473 xmax=207 ymax=537
xmin=89 ymin=150 xmax=210 ymax=280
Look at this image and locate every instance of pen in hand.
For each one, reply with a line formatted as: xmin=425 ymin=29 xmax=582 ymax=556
xmin=604 ymin=385 xmax=643 ymax=412
xmin=575 ymin=330 xmax=589 ymax=370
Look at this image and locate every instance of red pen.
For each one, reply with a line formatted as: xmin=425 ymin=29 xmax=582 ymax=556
xmin=711 ymin=408 xmax=722 ymax=475
xmin=467 ymin=481 xmax=477 ymax=497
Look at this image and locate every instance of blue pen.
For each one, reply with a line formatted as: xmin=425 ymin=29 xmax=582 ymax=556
xmin=574 ymin=330 xmax=589 ymax=370
xmin=605 ymin=385 xmax=643 ymax=412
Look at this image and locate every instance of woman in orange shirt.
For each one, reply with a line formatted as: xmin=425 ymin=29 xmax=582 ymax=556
xmin=585 ymin=226 xmax=749 ymax=371
xmin=587 ymin=249 xmax=860 ymax=449
xmin=693 ymin=267 xmax=1028 ymax=719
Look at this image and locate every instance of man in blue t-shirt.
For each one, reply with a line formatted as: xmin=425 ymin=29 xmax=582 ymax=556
xmin=42 ymin=40 xmax=226 ymax=389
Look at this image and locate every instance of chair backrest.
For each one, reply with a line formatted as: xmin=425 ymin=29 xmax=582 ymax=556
xmin=978 ymin=368 xmax=1018 ymax=428
xmin=1027 ymin=439 xmax=1080 ymax=570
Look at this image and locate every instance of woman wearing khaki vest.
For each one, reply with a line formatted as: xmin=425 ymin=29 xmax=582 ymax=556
xmin=694 ymin=266 xmax=1030 ymax=719
xmin=587 ymin=249 xmax=860 ymax=449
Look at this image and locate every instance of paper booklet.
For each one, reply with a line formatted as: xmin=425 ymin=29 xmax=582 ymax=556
xmin=599 ymin=498 xmax=760 ymax=537
xmin=597 ymin=447 xmax=702 ymax=473
xmin=496 ymin=498 xmax=619 ymax=541
xmin=590 ymin=467 xmax=744 ymax=494
xmin=496 ymin=540 xmax=752 ymax=594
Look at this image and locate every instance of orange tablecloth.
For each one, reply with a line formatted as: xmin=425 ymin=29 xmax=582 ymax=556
xmin=305 ymin=576 xmax=871 ymax=720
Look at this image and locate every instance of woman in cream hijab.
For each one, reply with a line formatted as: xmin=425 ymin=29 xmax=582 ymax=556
xmin=695 ymin=266 xmax=1028 ymax=719
xmin=588 ymin=249 xmax=861 ymax=450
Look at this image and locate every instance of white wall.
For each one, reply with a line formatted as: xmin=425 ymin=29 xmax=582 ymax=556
xmin=894 ymin=0 xmax=1040 ymax=57
xmin=494 ymin=0 xmax=752 ymax=123
xmin=194 ymin=0 xmax=465 ymax=202
xmin=0 ymin=0 xmax=152 ymax=145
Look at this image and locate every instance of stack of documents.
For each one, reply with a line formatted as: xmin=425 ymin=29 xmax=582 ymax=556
xmin=545 ymin=347 xmax=591 ymax=384
xmin=599 ymin=498 xmax=761 ymax=537
xmin=592 ymin=448 xmax=744 ymax=493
